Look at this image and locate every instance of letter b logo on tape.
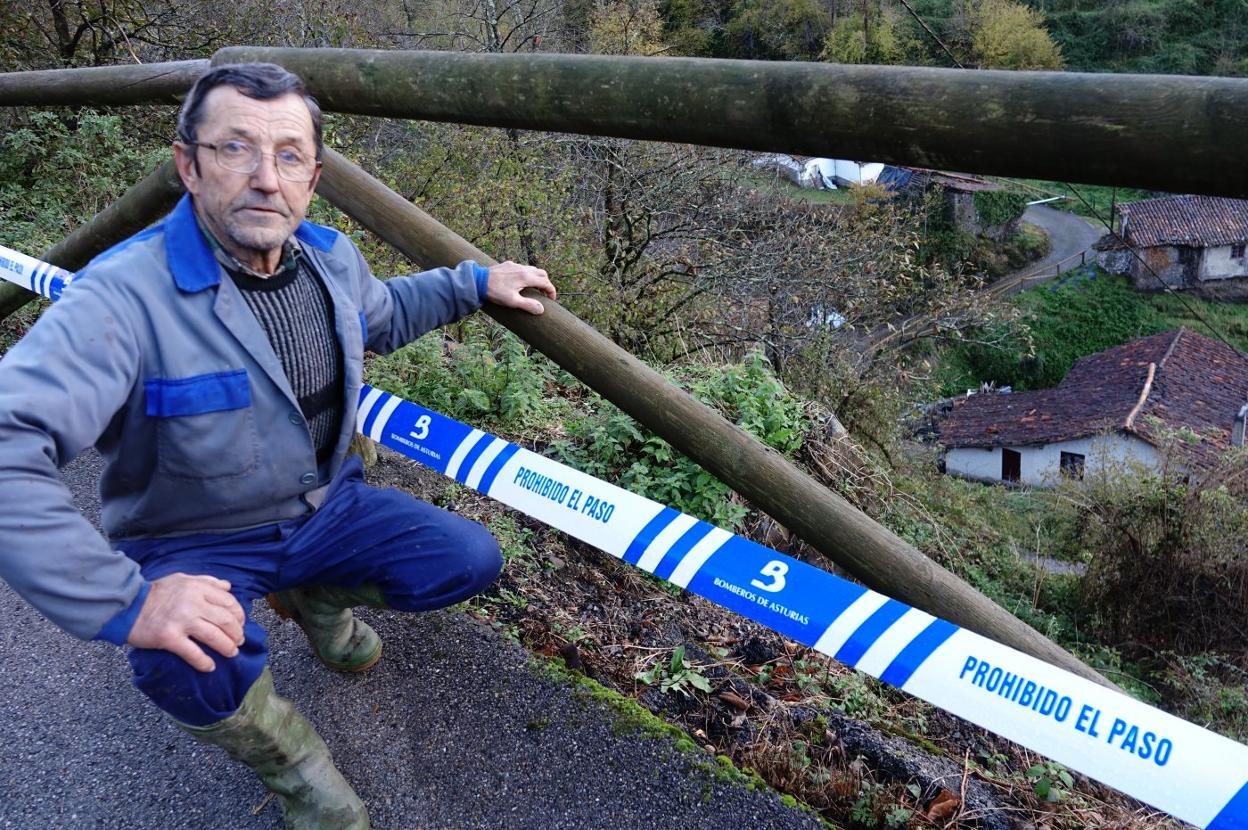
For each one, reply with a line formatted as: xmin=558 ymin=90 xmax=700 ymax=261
xmin=750 ymin=560 xmax=788 ymax=592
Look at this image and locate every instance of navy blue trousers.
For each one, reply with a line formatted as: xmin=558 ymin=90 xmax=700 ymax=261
xmin=119 ymin=457 xmax=502 ymax=726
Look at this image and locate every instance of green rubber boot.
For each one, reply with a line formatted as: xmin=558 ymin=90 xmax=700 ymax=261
xmin=266 ymin=585 xmax=387 ymax=673
xmin=177 ymin=668 xmax=369 ymax=830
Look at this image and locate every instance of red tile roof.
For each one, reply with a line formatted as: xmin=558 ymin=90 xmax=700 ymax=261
xmin=939 ymin=330 xmax=1248 ymax=468
xmin=1119 ymin=195 xmax=1248 ymax=248
xmin=899 ymin=167 xmax=1000 ymax=192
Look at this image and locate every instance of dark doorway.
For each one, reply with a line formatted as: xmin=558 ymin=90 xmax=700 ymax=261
xmin=1002 ymin=449 xmax=1021 ymax=483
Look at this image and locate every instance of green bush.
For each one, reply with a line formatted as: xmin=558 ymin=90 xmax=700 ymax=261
xmin=1000 ymin=221 xmax=1051 ymax=271
xmin=1072 ymin=445 xmax=1248 ymax=659
xmin=973 ymin=189 xmax=1028 ymax=227
xmin=551 ymin=351 xmax=809 ymax=529
xmin=0 ymin=109 xmax=167 ymax=254
xmin=365 ymin=319 xmax=572 ymax=431
xmin=1158 ymin=653 xmax=1248 ymax=743
xmin=1039 ymin=0 xmax=1248 ymax=76
xmin=368 ymin=332 xmax=808 ymax=530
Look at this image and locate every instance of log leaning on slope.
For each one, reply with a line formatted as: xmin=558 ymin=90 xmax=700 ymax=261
xmin=0 ymin=60 xmax=207 ymax=108
xmin=315 ymin=148 xmax=1111 ymax=688
xmin=215 ymin=46 xmax=1248 ymax=199
xmin=0 ymin=160 xmax=185 ymax=322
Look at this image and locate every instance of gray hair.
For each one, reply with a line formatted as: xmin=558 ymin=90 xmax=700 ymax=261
xmin=176 ymin=63 xmax=323 ymax=159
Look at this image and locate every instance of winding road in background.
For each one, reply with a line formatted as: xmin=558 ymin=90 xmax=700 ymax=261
xmin=995 ymin=204 xmax=1106 ymax=295
xmin=863 ymin=204 xmax=1105 ymax=353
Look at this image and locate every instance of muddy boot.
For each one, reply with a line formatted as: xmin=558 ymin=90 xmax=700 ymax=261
xmin=177 ymin=668 xmax=369 ymax=830
xmin=267 ymin=584 xmax=387 ymax=673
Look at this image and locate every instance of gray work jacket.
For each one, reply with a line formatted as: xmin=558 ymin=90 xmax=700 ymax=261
xmin=0 ymin=195 xmax=485 ymax=642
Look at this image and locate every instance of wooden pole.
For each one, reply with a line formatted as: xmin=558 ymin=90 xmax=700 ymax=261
xmin=316 ymin=147 xmax=1111 ymax=687
xmin=1 ymin=50 xmax=1241 ymax=195
xmin=0 ymin=60 xmax=207 ymax=107
xmin=0 ymin=160 xmax=184 ymax=321
xmin=216 ymin=47 xmax=1248 ymax=198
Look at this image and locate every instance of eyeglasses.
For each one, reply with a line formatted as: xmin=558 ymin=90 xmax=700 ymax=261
xmin=186 ymin=139 xmax=321 ymax=183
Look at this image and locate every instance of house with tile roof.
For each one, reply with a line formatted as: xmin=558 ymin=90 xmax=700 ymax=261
xmin=1101 ymin=195 xmax=1248 ymax=293
xmin=939 ymin=329 xmax=1248 ymax=486
xmin=877 ymin=166 xmax=1016 ymax=239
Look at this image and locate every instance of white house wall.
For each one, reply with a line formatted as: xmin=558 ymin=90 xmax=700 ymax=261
xmin=1200 ymin=245 xmax=1248 ymax=281
xmin=945 ymin=434 xmax=1161 ymax=487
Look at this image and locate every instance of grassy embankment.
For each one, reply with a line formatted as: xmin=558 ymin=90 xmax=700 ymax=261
xmin=937 ymin=267 xmax=1248 ymax=393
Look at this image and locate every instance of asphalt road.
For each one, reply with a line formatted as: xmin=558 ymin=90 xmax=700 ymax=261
xmin=0 ymin=449 xmax=823 ymax=830
xmin=1007 ymin=204 xmax=1105 ymax=284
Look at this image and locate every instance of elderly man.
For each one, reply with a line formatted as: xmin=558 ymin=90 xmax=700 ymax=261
xmin=0 ymin=63 xmax=555 ymax=829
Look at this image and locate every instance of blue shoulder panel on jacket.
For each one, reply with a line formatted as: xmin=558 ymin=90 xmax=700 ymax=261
xmin=144 ymin=369 xmax=251 ymax=417
xmin=165 ymin=194 xmax=222 ymax=293
xmin=295 ymin=221 xmax=338 ymax=251
xmin=85 ymin=224 xmax=165 ymax=271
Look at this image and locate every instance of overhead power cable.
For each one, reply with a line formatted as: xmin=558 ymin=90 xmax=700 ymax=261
xmin=1060 ymin=186 xmax=1238 ymax=352
xmin=894 ymin=0 xmax=964 ymax=68
xmin=893 ymin=0 xmax=1239 ymax=352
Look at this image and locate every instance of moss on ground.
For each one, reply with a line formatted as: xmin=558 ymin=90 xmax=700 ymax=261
xmin=533 ymin=654 xmax=836 ymax=827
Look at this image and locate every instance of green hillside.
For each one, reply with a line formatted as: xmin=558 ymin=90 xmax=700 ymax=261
xmin=1032 ymin=0 xmax=1248 ymax=76
xmin=937 ymin=267 xmax=1248 ymax=393
xmin=660 ymin=0 xmax=1247 ymax=76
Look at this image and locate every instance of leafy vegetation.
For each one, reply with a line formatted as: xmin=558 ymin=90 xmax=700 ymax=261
xmin=664 ymin=0 xmax=1066 ymax=68
xmin=634 ymin=645 xmax=714 ymax=696
xmin=904 ymin=0 xmax=1245 ymax=75
xmin=1074 ymin=445 xmax=1248 ymax=664
xmin=972 ymin=188 xmax=1028 ymax=228
xmin=1026 ymin=760 xmax=1074 ymax=803
xmin=937 ymin=268 xmax=1248 ymax=393
xmin=550 ymin=350 xmax=809 ymax=529
xmin=1034 ymin=0 xmax=1248 ymax=76
xmin=369 ymin=332 xmax=808 ymax=532
xmin=367 ymin=318 xmax=573 ymax=431
xmin=0 ymin=108 xmax=167 ymax=254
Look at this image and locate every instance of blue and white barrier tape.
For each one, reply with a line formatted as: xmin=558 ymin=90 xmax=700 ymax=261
xmin=3 ymin=244 xmax=1246 ymax=828
xmin=0 ymin=245 xmax=74 ymax=302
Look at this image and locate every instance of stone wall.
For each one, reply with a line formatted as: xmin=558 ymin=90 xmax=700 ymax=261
xmin=1097 ymin=248 xmax=1133 ymax=274
xmin=1128 ymin=243 xmax=1248 ymax=295
xmin=1130 ymin=245 xmax=1192 ymax=290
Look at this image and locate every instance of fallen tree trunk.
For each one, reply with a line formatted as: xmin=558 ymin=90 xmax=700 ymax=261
xmin=0 ymin=160 xmax=184 ymax=321
xmin=0 ymin=60 xmax=207 ymax=107
xmin=216 ymin=46 xmax=1248 ymax=198
xmin=316 ymin=147 xmax=1111 ymax=687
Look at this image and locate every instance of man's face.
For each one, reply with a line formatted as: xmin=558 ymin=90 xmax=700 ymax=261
xmin=173 ymin=85 xmax=321 ymax=271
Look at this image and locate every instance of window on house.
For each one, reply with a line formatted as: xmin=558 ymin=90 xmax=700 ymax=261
xmin=1233 ymin=243 xmax=1246 ymax=259
xmin=1060 ymin=451 xmax=1085 ymax=480
xmin=1001 ymin=448 xmax=1021 ymax=483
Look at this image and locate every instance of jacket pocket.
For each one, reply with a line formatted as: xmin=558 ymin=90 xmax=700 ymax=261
xmin=146 ymin=370 xmax=259 ymax=480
